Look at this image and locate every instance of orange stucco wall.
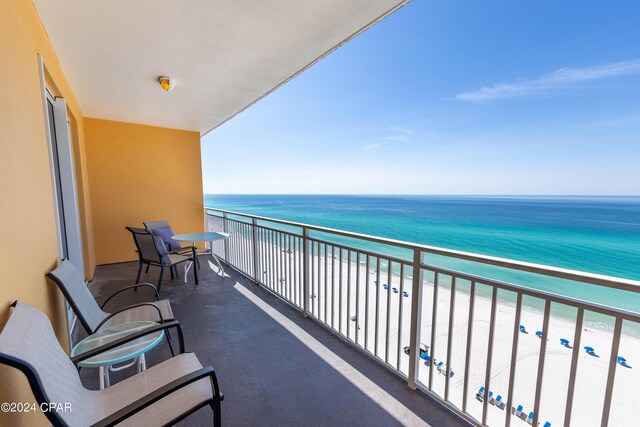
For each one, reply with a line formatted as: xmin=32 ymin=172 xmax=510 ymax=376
xmin=0 ymin=1 xmax=204 ymax=424
xmin=0 ymin=0 xmax=93 ymax=425
xmin=84 ymin=118 xmax=204 ymax=265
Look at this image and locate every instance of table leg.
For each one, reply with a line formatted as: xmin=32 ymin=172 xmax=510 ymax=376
xmin=101 ymin=366 xmax=111 ymax=388
xmin=184 ymin=261 xmax=192 ymax=283
xmin=210 ymin=240 xmax=225 ymax=276
xmin=183 ymin=241 xmax=196 ymax=283
xmin=138 ymin=354 xmax=147 ymax=372
xmin=99 ymin=366 xmax=105 ymax=389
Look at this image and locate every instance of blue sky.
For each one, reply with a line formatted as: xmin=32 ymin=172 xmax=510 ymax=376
xmin=201 ymin=1 xmax=640 ymax=195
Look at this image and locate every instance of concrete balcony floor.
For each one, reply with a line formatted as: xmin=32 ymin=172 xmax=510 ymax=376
xmin=79 ymin=258 xmax=470 ymax=426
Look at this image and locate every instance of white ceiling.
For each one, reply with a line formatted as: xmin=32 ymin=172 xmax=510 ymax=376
xmin=33 ymin=0 xmax=408 ymax=134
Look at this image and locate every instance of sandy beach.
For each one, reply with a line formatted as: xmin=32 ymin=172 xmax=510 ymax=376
xmin=211 ymin=226 xmax=640 ymax=427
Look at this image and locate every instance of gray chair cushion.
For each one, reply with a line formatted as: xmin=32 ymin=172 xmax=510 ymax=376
xmin=151 ymin=234 xmax=173 ymax=265
xmin=151 ymin=226 xmax=181 ymax=251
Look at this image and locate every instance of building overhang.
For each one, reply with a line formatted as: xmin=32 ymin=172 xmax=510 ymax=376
xmin=33 ymin=0 xmax=409 ymax=134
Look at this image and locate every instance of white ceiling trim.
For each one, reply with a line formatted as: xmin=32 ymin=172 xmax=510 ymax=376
xmin=202 ymin=0 xmax=410 ymax=136
xmin=33 ymin=0 xmax=410 ymax=135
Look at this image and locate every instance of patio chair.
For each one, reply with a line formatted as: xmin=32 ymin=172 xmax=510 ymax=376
xmin=0 ymin=301 xmax=222 ymax=427
xmin=495 ymin=395 xmax=505 ymax=410
xmin=419 ymin=353 xmax=431 ymax=366
xmin=527 ymin=411 xmax=534 ymax=425
xmin=487 ymin=391 xmax=494 ymax=405
xmin=513 ymin=404 xmax=523 ymax=417
xmin=617 ymin=356 xmax=630 ymax=367
xmin=126 ymin=227 xmax=198 ymax=291
xmin=144 ymin=220 xmax=200 ymax=270
xmin=46 ymin=259 xmax=177 ymax=353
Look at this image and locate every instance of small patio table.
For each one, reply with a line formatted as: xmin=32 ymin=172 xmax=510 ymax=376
xmin=70 ymin=321 xmax=165 ymax=389
xmin=172 ymin=231 xmax=230 ymax=279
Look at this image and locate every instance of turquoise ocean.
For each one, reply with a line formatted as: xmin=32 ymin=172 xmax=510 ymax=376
xmin=204 ymin=195 xmax=640 ymax=331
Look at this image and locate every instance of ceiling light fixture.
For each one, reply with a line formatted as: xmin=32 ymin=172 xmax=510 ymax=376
xmin=158 ymin=76 xmax=175 ymax=92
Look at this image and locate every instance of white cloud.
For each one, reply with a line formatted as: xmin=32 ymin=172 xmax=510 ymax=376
xmin=456 ymin=59 xmax=640 ymax=102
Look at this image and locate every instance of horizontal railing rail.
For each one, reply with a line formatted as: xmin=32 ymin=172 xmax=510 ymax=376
xmin=204 ymin=206 xmax=640 ymax=427
xmin=205 ymin=207 xmax=640 ymax=293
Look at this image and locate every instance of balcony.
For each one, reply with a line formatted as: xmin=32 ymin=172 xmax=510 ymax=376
xmin=200 ymin=208 xmax=639 ymax=427
xmin=79 ymin=208 xmax=640 ymax=426
xmin=8 ymin=1 xmax=638 ymax=425
xmin=82 ymin=254 xmax=468 ymax=426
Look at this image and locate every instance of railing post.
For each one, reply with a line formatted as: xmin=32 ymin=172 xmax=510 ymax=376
xmin=302 ymin=227 xmax=310 ymax=317
xmin=408 ymin=249 xmax=424 ymax=390
xmin=222 ymin=212 xmax=229 ymax=262
xmin=252 ymin=218 xmax=259 ymax=282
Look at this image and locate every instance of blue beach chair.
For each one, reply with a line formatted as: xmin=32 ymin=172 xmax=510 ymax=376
xmin=560 ymin=338 xmax=570 ymax=347
xmin=617 ymin=356 xmax=630 ymax=367
xmin=392 ymin=287 xmax=398 ymax=293
xmin=476 ymin=386 xmax=485 ymax=401
xmin=536 ymin=330 xmax=543 ymax=338
xmin=402 ymin=291 xmax=409 ymax=297
xmin=584 ymin=346 xmax=597 ymax=356
xmin=543 ymin=422 xmax=551 ymax=427
xmin=420 ymin=353 xmax=431 ymax=366
xmin=495 ymin=395 xmax=505 ymax=410
xmin=527 ymin=412 xmax=534 ymax=425
xmin=383 ymin=284 xmax=388 ymax=290
xmin=519 ymin=325 xmax=528 ymax=334
xmin=514 ymin=404 xmax=523 ymax=417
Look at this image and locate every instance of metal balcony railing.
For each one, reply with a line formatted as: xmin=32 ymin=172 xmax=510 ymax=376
xmin=204 ymin=207 xmax=640 ymax=427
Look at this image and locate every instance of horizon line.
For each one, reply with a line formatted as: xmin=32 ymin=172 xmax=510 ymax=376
xmin=203 ymin=193 xmax=640 ymax=197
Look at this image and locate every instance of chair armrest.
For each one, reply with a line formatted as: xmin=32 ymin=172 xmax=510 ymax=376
xmin=100 ymin=283 xmax=160 ymax=309
xmin=168 ymin=245 xmax=196 ymax=254
xmin=95 ymin=302 xmax=163 ymax=331
xmin=91 ymin=365 xmax=222 ymax=427
xmin=72 ymin=321 xmax=184 ymax=366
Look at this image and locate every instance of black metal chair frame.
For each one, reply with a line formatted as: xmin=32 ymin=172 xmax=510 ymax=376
xmin=46 ymin=263 xmax=178 ymax=356
xmin=126 ymin=227 xmax=199 ymax=291
xmin=0 ymin=303 xmax=222 ymax=427
xmin=143 ymin=220 xmax=201 ymax=271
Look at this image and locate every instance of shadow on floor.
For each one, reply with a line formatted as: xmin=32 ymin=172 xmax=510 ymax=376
xmin=78 ymin=259 xmax=470 ymax=427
